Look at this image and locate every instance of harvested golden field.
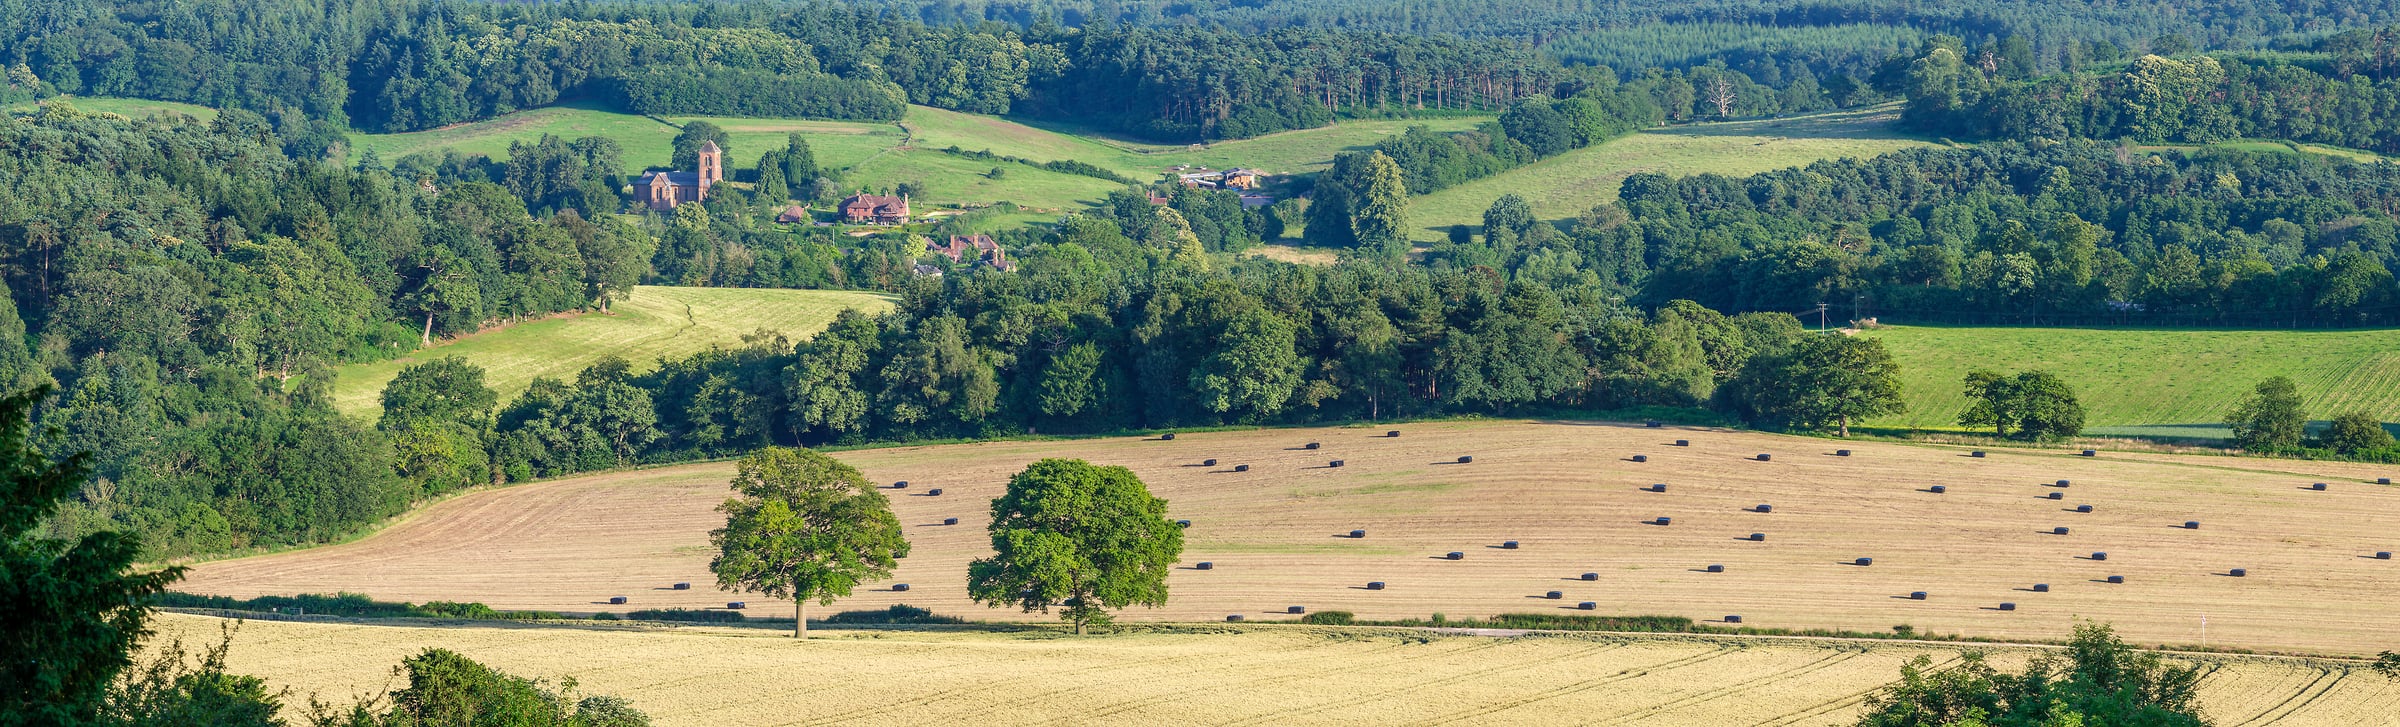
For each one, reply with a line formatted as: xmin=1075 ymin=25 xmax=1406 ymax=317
xmin=182 ymin=421 xmax=2400 ymax=655
xmin=153 ymin=614 xmax=2393 ymax=727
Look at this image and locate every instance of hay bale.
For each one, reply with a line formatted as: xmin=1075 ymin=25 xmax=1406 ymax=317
xmin=1203 ymin=458 xmax=1218 ymax=466
xmin=1929 ymin=485 xmax=1948 ymax=494
xmin=2229 ymin=568 xmax=2247 ymax=577
xmin=2091 ymin=551 xmax=2108 ymax=561
xmin=1971 ymin=451 xmax=1986 ymax=458
xmin=1631 ymin=455 xmax=1649 ymax=462
xmin=2076 ymin=504 xmax=2094 ymax=513
xmin=2081 ymin=449 xmax=2097 ymax=457
xmin=1675 ymin=439 xmax=1690 ymax=446
xmin=1749 ymin=532 xmax=1766 ymax=541
xmin=1196 ymin=561 xmax=1214 ymax=570
xmin=1910 ymin=591 xmax=1927 ymax=600
xmin=893 ymin=584 xmax=911 ymax=592
xmin=672 ymin=582 xmax=691 ymax=590
xmin=1545 ymin=591 xmax=1563 ymax=599
xmin=2312 ymin=482 xmax=2329 ymax=491
xmin=608 ymin=596 xmax=627 ymax=605
xmin=1350 ymin=529 xmax=1367 ymax=538
xmin=893 ymin=481 xmax=909 ymax=489
xmin=1288 ymin=606 xmax=1306 ymax=614
xmin=2377 ymin=551 xmax=2392 ymax=560
xmin=1649 ymin=483 xmax=1667 ymax=492
xmin=1581 ymin=572 xmax=1599 ymax=581
xmin=2032 ymin=583 xmax=2050 ymax=593
xmin=728 ymin=601 xmax=746 ymax=609
xmin=1577 ymin=601 xmax=1597 ymax=610
xmin=2185 ymin=521 xmax=2200 ymax=529
xmin=1446 ymin=551 xmax=1465 ymax=560
xmin=2053 ymin=526 xmax=2070 ymax=535
xmin=1725 ymin=615 xmax=1743 ymax=624
xmin=1329 ymin=459 xmax=1345 ymax=467
xmin=1162 ymin=432 xmax=1176 ymax=440
xmin=1645 ymin=420 xmax=1663 ymax=428
xmin=1502 ymin=540 xmax=1520 ymax=549
xmin=2106 ymin=575 xmax=2124 ymax=583
xmin=1835 ymin=449 xmax=1851 ymax=456
xmin=1176 ymin=519 xmax=1192 ymax=528
xmin=1234 ymin=464 xmax=1250 ymax=472
xmin=1855 ymin=557 xmax=1873 ymax=566
xmin=2047 ymin=492 xmax=2064 ymax=500
xmin=1367 ymin=581 xmax=1386 ymax=590
xmin=1705 ymin=564 xmax=1724 ymax=573
xmin=928 ymin=488 xmax=944 ymax=496
xmin=2055 ymin=479 xmax=2071 ymax=487
xmin=943 ymin=517 xmax=959 ymax=525
xmin=1754 ymin=504 xmax=1773 ymax=513
xmin=1457 ymin=455 xmax=1473 ymax=464
xmin=1999 ymin=602 xmax=2017 ymax=611
xmin=2381 ymin=477 xmax=2392 ymax=485
xmin=1655 ymin=516 xmax=1673 ymax=526
xmin=1756 ymin=453 xmax=1773 ymax=462
xmin=1388 ymin=430 xmax=1401 ymax=438
xmin=1305 ymin=442 xmax=1321 ymax=450
xmin=1227 ymin=614 xmax=1245 ymax=622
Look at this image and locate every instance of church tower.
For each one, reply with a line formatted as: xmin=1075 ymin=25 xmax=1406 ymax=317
xmin=696 ymin=140 xmax=723 ymax=196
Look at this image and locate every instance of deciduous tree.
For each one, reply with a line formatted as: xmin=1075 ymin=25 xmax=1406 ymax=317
xmin=967 ymin=459 xmax=1182 ymax=634
xmin=710 ymin=447 xmax=909 ymax=639
xmin=2227 ymin=376 xmax=2306 ymax=451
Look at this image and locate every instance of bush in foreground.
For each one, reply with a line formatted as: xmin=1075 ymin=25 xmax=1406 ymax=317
xmin=1854 ymin=622 xmax=2202 ymax=727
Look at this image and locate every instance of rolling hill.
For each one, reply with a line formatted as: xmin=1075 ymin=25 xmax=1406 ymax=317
xmin=327 ymin=286 xmax=890 ymax=419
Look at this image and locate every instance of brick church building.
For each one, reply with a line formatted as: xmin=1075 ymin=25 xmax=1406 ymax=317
xmin=635 ymin=140 xmax=722 ymax=211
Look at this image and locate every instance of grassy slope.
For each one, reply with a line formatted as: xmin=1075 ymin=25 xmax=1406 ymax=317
xmin=1863 ymin=325 xmax=2400 ymax=430
xmin=5 ymin=96 xmax=219 ymax=121
xmin=1409 ymin=106 xmax=1937 ymax=239
xmin=329 ymin=286 xmax=890 ymax=419
xmin=904 ymin=104 xmax=1490 ymax=178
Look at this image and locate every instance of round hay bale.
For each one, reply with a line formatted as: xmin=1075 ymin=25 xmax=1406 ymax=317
xmin=1655 ymin=516 xmax=1673 ymax=526
xmin=672 ymin=582 xmax=691 ymax=590
xmin=2377 ymin=551 xmax=2392 ymax=560
xmin=2076 ymin=504 xmax=2094 ymax=513
xmin=1748 ymin=532 xmax=1766 ymax=542
xmin=1649 ymin=483 xmax=1667 ymax=492
xmin=1929 ymin=485 xmax=1948 ymax=494
xmin=943 ymin=517 xmax=959 ymax=525
xmin=1971 ymin=451 xmax=1986 ymax=458
xmin=1162 ymin=432 xmax=1176 ymax=440
xmin=1999 ymin=602 xmax=2017 ymax=611
xmin=1203 ymin=458 xmax=1218 ymax=466
xmin=1502 ymin=540 xmax=1519 ymax=549
xmin=2047 ymin=492 xmax=2064 ymax=500
xmin=1631 ymin=455 xmax=1649 ymax=462
xmin=1577 ymin=601 xmax=1597 ymax=610
xmin=1910 ymin=591 xmax=1927 ymax=600
xmin=1581 ymin=572 xmax=1599 ymax=581
xmin=2032 ymin=583 xmax=2050 ymax=593
xmin=1227 ymin=614 xmax=1244 ymax=622
xmin=1725 ymin=615 xmax=1743 ymax=623
xmin=2106 ymin=575 xmax=2124 ymax=584
xmin=1457 ymin=455 xmax=1473 ymax=464
xmin=1545 ymin=591 xmax=1562 ymax=599
xmin=1835 ymin=449 xmax=1851 ymax=456
xmin=1446 ymin=551 xmax=1465 ymax=560
xmin=1176 ymin=519 xmax=1192 ymax=528
xmin=2081 ymin=449 xmax=2097 ymax=457
xmin=2229 ymin=568 xmax=2247 ymax=577
xmin=1367 ymin=581 xmax=1386 ymax=590
xmin=2185 ymin=521 xmax=2200 ymax=529
xmin=1754 ymin=504 xmax=1773 ymax=513
xmin=2091 ymin=551 xmax=2108 ymax=561
xmin=1350 ymin=529 xmax=1367 ymax=538
xmin=1196 ymin=562 xmax=1214 ymax=570
xmin=2053 ymin=526 xmax=2071 ymax=535
xmin=2312 ymin=482 xmax=2329 ymax=491
xmin=1305 ymin=442 xmax=1321 ymax=450
xmin=1329 ymin=459 xmax=1345 ymax=467
xmin=2380 ymin=477 xmax=2392 ymax=485
xmin=893 ymin=584 xmax=911 ymax=592
xmin=1387 ymin=430 xmax=1401 ymax=438
xmin=1756 ymin=453 xmax=1773 ymax=462
xmin=1234 ymin=464 xmax=1250 ymax=472
xmin=728 ymin=602 xmax=746 ymax=609
xmin=1645 ymin=420 xmax=1663 ymax=428
xmin=1855 ymin=557 xmax=1873 ymax=566
xmin=1288 ymin=605 xmax=1305 ymax=614
xmin=928 ymin=488 xmax=944 ymax=496
xmin=2055 ymin=479 xmax=2071 ymax=487
xmin=1674 ymin=439 xmax=1690 ymax=446
xmin=1705 ymin=564 xmax=1724 ymax=573
xmin=608 ymin=596 xmax=627 ymax=605
xmin=893 ymin=481 xmax=909 ymax=489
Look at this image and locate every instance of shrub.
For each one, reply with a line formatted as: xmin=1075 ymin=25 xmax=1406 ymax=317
xmin=2318 ymin=411 xmax=2396 ymax=454
xmin=625 ymin=608 xmax=746 ymax=623
xmin=820 ymin=604 xmax=963 ymax=624
xmin=1298 ymin=611 xmax=1356 ymax=625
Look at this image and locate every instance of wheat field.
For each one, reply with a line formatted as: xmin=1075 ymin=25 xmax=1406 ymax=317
xmin=182 ymin=420 xmax=2400 ymax=656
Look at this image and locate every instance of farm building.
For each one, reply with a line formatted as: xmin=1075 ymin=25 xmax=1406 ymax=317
xmin=841 ymin=192 xmax=911 ymax=225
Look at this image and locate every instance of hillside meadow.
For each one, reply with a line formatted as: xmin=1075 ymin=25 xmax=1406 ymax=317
xmin=1408 ymin=106 xmax=1938 ymax=239
xmin=182 ymin=420 xmax=2400 ymax=656
xmin=149 ymin=614 xmax=2395 ymax=727
xmin=327 ymin=286 xmax=889 ymax=419
xmin=1864 ymin=325 xmax=2400 ymax=432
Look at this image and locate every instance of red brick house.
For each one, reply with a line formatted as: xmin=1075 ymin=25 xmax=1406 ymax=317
xmin=928 ymin=234 xmax=1011 ymax=271
xmin=634 ymin=140 xmax=723 ymax=211
xmin=841 ymin=192 xmax=909 ymax=224
xmin=775 ymin=205 xmax=810 ymax=224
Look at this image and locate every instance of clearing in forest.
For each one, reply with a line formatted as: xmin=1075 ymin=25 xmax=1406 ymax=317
xmin=325 ymin=286 xmax=889 ymax=419
xmin=183 ymin=419 xmax=2400 ymax=656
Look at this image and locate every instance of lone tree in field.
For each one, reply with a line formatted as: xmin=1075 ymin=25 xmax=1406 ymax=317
xmin=1959 ymin=369 xmax=2085 ymax=441
xmin=2227 ymin=376 xmax=2307 ymax=451
xmin=710 ymin=447 xmax=909 ymax=639
xmin=967 ymin=458 xmax=1182 ymax=634
xmin=1732 ymin=333 xmax=1905 ymax=437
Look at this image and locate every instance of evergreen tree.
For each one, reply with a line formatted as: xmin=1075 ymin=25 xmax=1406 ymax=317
xmin=1350 ymin=151 xmax=1412 ymax=259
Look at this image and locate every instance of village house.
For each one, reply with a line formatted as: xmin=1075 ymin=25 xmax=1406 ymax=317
xmin=633 ymin=141 xmax=722 ymax=212
xmin=775 ymin=205 xmax=810 ymax=224
xmin=841 ymin=192 xmax=910 ymax=224
xmin=1173 ymin=167 xmax=1265 ymax=190
xmin=928 ymin=234 xmax=1013 ymax=271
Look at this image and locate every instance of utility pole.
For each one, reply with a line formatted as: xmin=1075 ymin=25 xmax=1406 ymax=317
xmin=1815 ymin=302 xmax=1829 ymax=331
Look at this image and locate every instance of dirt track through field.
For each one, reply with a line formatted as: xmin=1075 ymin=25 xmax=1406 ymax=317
xmin=183 ymin=420 xmax=2400 ymax=655
xmin=153 ymin=614 xmax=2395 ymax=727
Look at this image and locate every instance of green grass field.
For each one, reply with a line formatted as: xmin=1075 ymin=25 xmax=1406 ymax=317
xmin=345 ymin=100 xmax=903 ymax=172
xmin=906 ymin=105 xmax=1491 ymax=179
xmin=1409 ymin=106 xmax=1938 ymax=239
xmin=1862 ymin=325 xmax=2400 ymax=432
xmin=328 ymin=286 xmax=890 ymax=419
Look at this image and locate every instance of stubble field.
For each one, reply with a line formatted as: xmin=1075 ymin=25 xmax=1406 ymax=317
xmin=183 ymin=420 xmax=2400 ymax=656
xmin=151 ymin=612 xmax=2396 ymax=726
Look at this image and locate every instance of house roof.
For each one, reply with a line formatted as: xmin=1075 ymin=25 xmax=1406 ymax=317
xmin=638 ymin=171 xmax=702 ymax=187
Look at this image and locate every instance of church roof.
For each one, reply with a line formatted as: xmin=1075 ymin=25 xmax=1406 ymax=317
xmin=638 ymin=170 xmax=703 ymax=187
